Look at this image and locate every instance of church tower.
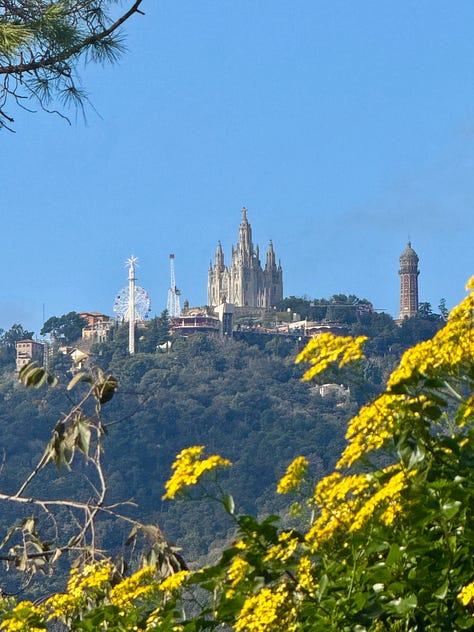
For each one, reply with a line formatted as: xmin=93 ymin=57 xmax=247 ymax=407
xmin=208 ymin=208 xmax=283 ymax=309
xmin=399 ymin=242 xmax=419 ymax=320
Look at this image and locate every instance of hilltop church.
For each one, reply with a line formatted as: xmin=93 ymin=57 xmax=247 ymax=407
xmin=208 ymin=208 xmax=283 ymax=309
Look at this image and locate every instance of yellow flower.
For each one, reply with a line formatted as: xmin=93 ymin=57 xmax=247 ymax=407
xmin=349 ymin=467 xmax=416 ymax=532
xmin=0 ymin=601 xmax=46 ymax=631
xmin=163 ymin=446 xmax=232 ymax=499
xmin=277 ymin=456 xmax=308 ymax=494
xmin=458 ymin=581 xmax=474 ymax=607
xmin=234 ymin=585 xmax=297 ymax=632
xmin=296 ymin=332 xmax=367 ymax=381
xmin=110 ymin=566 xmax=157 ymax=609
xmin=67 ymin=561 xmax=113 ymax=597
xmin=297 ymin=556 xmax=317 ymax=593
xmin=158 ymin=570 xmax=189 ymax=592
xmin=46 ymin=562 xmax=113 ymax=620
xmin=264 ymin=531 xmax=299 ymax=563
xmin=227 ymin=556 xmax=251 ymax=587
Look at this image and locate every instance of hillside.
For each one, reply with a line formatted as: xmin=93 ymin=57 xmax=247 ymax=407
xmin=0 ymin=308 xmax=443 ymax=595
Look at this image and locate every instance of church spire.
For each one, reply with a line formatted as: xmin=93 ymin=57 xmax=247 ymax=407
xmin=215 ymin=241 xmax=224 ymax=270
xmin=265 ymin=240 xmax=276 ymax=271
xmin=238 ymin=206 xmax=253 ymax=262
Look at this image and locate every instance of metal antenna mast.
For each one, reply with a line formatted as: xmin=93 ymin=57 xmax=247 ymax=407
xmin=167 ymin=254 xmax=181 ymax=317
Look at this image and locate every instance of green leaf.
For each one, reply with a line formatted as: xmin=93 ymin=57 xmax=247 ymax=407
xmin=433 ymin=579 xmax=449 ymax=600
xmin=76 ymin=419 xmax=91 ymax=458
xmin=95 ymin=374 xmax=118 ymax=404
xmin=441 ymin=500 xmax=461 ymax=519
xmin=67 ymin=371 xmax=93 ymax=390
xmin=385 ymin=594 xmax=418 ymax=615
xmin=222 ymin=492 xmax=235 ymax=515
xmin=318 ymin=574 xmax=329 ymax=600
xmin=386 ymin=543 xmax=402 ymax=566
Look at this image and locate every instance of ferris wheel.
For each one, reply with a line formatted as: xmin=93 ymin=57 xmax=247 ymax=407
xmin=113 ymin=285 xmax=151 ymax=322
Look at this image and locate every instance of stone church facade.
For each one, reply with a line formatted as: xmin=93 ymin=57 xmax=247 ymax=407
xmin=208 ymin=208 xmax=283 ymax=309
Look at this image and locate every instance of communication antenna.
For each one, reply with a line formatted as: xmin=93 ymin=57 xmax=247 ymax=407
xmin=167 ymin=254 xmax=181 ymax=318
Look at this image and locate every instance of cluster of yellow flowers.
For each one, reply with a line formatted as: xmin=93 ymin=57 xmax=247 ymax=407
xmin=110 ymin=566 xmax=157 ymax=609
xmin=305 ymin=465 xmax=415 ymax=548
xmin=264 ymin=530 xmax=300 ymax=563
xmin=296 ymin=332 xmax=367 ymax=381
xmin=0 ymin=601 xmax=45 ymax=632
xmin=7 ymin=562 xmax=190 ymax=630
xmin=296 ymin=556 xmax=317 ymax=594
xmin=158 ymin=570 xmax=189 ymax=592
xmin=234 ymin=585 xmax=297 ymax=632
xmin=45 ymin=561 xmax=113 ymax=620
xmin=276 ymin=456 xmax=308 ymax=494
xmin=349 ymin=467 xmax=416 ymax=531
xmin=306 ymin=472 xmax=370 ymax=547
xmin=227 ymin=556 xmax=251 ymax=588
xmin=163 ymin=446 xmax=232 ymax=499
xmin=458 ymin=581 xmax=474 ymax=608
xmin=337 ymin=392 xmax=420 ymax=468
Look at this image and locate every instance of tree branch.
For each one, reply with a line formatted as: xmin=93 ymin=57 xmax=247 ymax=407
xmin=0 ymin=0 xmax=145 ymax=76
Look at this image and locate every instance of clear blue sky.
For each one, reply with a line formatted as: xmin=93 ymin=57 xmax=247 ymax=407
xmin=2 ymin=1 xmax=474 ymax=335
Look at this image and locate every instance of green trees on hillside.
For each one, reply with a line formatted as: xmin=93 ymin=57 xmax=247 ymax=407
xmin=0 ymin=323 xmax=34 ymax=367
xmin=0 ymin=285 xmax=472 ymax=629
xmin=278 ymin=294 xmax=373 ymax=323
xmin=41 ymin=311 xmax=86 ymax=344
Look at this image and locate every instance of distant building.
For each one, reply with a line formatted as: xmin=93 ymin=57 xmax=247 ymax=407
xmin=317 ymin=383 xmax=350 ymax=401
xmin=171 ymin=312 xmax=220 ymax=336
xmin=399 ymin=242 xmax=419 ymax=320
xmin=16 ymin=340 xmax=44 ymax=372
xmin=208 ymin=207 xmax=283 ymax=309
xmin=80 ymin=311 xmax=113 ymax=343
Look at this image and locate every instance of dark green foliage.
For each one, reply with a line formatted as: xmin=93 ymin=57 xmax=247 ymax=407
xmin=277 ymin=293 xmax=373 ymax=323
xmin=0 ymin=311 xmax=448 ymax=586
xmin=41 ymin=311 xmax=86 ymax=344
xmin=0 ymin=324 xmax=35 ymax=368
xmin=137 ymin=311 xmax=171 ymax=353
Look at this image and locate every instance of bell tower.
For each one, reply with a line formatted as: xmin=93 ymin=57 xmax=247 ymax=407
xmin=399 ymin=242 xmax=419 ymax=320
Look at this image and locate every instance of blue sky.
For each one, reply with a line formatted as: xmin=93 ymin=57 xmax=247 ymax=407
xmin=2 ymin=1 xmax=474 ymax=335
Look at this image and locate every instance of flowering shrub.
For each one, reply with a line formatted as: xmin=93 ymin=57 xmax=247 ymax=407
xmin=2 ymin=277 xmax=474 ymax=630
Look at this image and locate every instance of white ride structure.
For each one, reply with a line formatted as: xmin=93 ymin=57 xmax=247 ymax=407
xmin=167 ymin=253 xmax=181 ymax=318
xmin=113 ymin=256 xmax=151 ymax=354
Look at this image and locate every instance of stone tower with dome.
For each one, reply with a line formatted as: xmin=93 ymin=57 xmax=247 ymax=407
xmin=208 ymin=207 xmax=283 ymax=309
xmin=399 ymin=242 xmax=419 ymax=320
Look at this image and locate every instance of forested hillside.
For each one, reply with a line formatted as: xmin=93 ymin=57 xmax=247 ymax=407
xmin=0 ymin=306 xmax=442 ymax=590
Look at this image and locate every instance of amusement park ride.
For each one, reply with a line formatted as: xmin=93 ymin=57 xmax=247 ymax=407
xmin=113 ymin=254 xmax=181 ymax=355
xmin=113 ymin=256 xmax=151 ymax=354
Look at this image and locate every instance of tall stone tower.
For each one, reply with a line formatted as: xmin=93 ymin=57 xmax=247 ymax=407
xmin=208 ymin=207 xmax=283 ymax=309
xmin=399 ymin=242 xmax=419 ymax=320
